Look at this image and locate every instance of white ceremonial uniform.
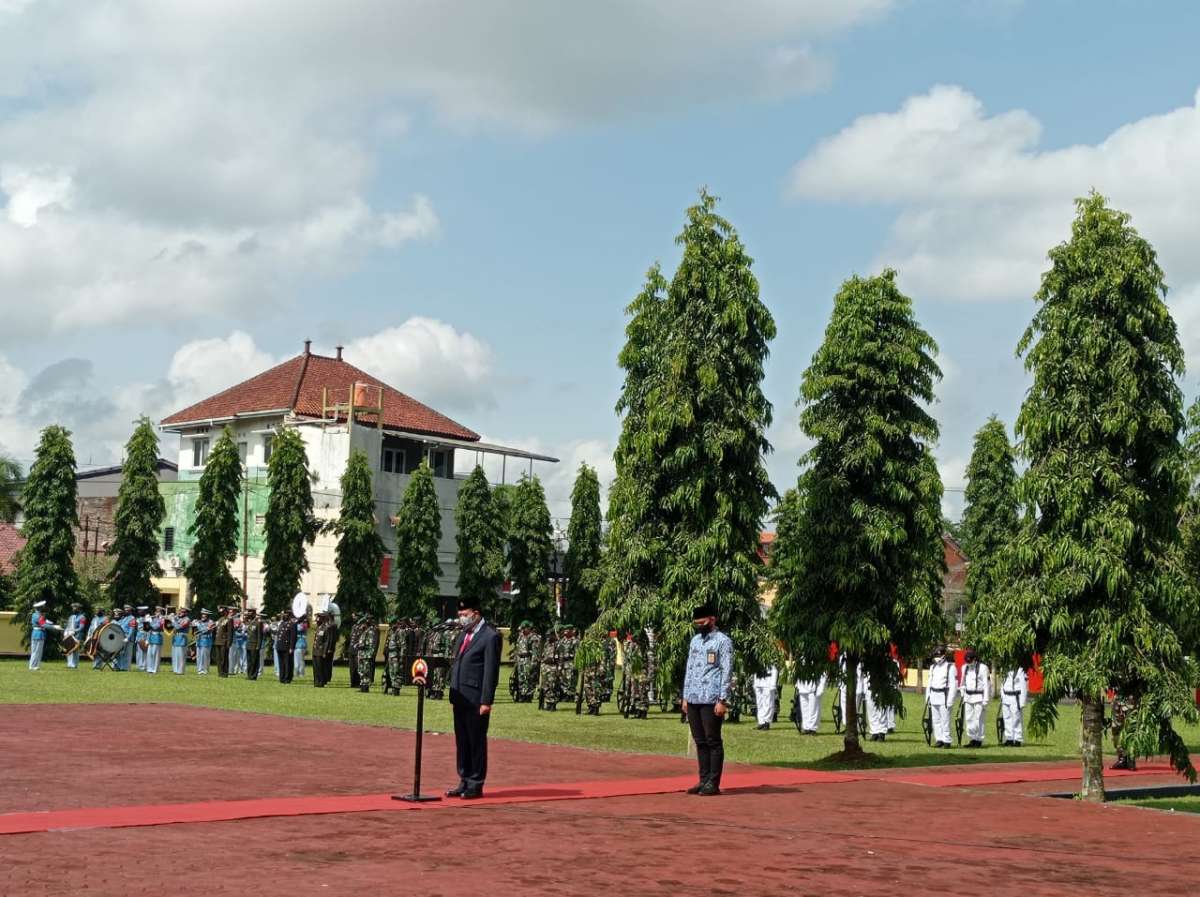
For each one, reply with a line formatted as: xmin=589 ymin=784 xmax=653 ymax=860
xmin=794 ymin=674 xmax=826 ymax=733
xmin=859 ymin=664 xmax=889 ymax=736
xmin=753 ymin=666 xmax=779 ymax=726
xmin=960 ymin=661 xmax=991 ymax=744
xmin=1000 ymin=668 xmax=1028 ymax=745
xmin=925 ymin=657 xmax=958 ymax=746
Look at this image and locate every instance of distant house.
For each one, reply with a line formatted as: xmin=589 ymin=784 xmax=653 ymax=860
xmin=156 ymin=340 xmax=555 ymax=611
xmin=0 ymin=523 xmax=25 ymax=576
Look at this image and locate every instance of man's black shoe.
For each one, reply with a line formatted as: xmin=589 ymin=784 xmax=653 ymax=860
xmin=697 ymin=782 xmax=721 ymax=796
xmin=686 ymin=782 xmax=705 ymax=795
xmin=444 ymin=784 xmax=466 ymax=798
xmin=756 ymin=723 xmax=769 ymax=731
xmin=460 ymin=788 xmax=484 ymax=800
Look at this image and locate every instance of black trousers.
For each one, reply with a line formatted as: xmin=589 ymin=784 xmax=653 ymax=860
xmin=348 ymin=650 xmax=360 ymax=688
xmin=246 ymin=648 xmax=260 ymax=680
xmin=312 ymin=654 xmax=332 ymax=687
xmin=278 ymin=650 xmax=295 ymax=684
xmin=687 ymin=703 xmax=725 ymax=786
xmin=451 ymin=691 xmax=491 ymax=789
xmin=216 ymin=644 xmax=229 ymax=677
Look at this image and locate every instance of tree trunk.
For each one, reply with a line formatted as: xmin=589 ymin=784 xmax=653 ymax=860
xmin=1079 ymin=695 xmax=1106 ymax=803
xmin=843 ymin=652 xmax=862 ymax=754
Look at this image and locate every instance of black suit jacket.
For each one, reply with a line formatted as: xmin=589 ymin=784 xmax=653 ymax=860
xmin=449 ymin=622 xmax=501 ymax=707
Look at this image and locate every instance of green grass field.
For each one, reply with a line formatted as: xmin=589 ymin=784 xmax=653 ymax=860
xmin=5 ymin=658 xmax=1199 ymax=770
xmin=1116 ymin=795 xmax=1200 ymax=813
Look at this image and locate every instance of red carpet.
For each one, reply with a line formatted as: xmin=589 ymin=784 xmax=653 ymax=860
xmin=872 ymin=762 xmax=1176 ymax=788
xmin=0 ymin=767 xmax=860 ymax=836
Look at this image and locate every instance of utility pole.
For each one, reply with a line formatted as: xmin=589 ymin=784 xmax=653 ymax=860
xmin=242 ymin=475 xmax=250 ymax=607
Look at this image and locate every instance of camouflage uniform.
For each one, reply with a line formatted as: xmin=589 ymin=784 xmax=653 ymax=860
xmin=425 ymin=621 xmax=454 ymax=700
xmin=728 ymin=664 xmax=757 ymax=724
xmin=602 ymin=634 xmax=618 ymax=702
xmin=347 ymin=615 xmax=365 ymax=689
xmin=511 ymin=625 xmax=541 ymax=703
xmin=557 ymin=628 xmax=579 ymax=703
xmin=1111 ymin=691 xmax=1138 ymax=770
xmin=643 ymin=627 xmax=658 ymax=707
xmin=622 ymin=634 xmax=649 ymax=718
xmin=582 ymin=655 xmax=606 ymax=714
xmin=355 ymin=616 xmax=379 ymax=693
xmin=383 ymin=620 xmax=404 ymax=695
xmin=538 ymin=632 xmax=560 ymax=710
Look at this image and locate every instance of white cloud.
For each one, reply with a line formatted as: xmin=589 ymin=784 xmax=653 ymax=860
xmin=166 ymin=331 xmax=279 ymax=411
xmin=788 ymin=85 xmax=1200 ymax=306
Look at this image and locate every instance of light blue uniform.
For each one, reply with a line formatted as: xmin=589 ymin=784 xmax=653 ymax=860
xmin=231 ymin=618 xmax=248 ymax=674
xmin=65 ymin=611 xmax=88 ymax=669
xmin=117 ymin=613 xmax=137 ymax=671
xmin=294 ymin=621 xmax=308 ymax=679
xmin=145 ymin=615 xmax=164 ymax=674
xmin=194 ymin=618 xmax=214 ymax=674
xmin=170 ymin=614 xmax=190 ymax=674
xmin=28 ymin=610 xmax=47 ymax=670
xmin=88 ymin=614 xmax=110 ymax=670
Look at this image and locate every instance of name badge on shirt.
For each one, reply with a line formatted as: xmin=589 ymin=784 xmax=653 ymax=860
xmin=707 ymin=651 xmax=717 ymax=665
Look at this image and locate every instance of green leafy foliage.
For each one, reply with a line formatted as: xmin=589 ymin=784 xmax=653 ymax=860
xmin=454 ymin=465 xmax=505 ymax=617
xmin=564 ymin=463 xmax=602 ymax=628
xmin=186 ymin=427 xmax=244 ymax=611
xmin=13 ymin=426 xmax=79 ymax=649
xmin=972 ymin=193 xmax=1200 ymax=789
xmin=770 ymin=270 xmax=945 ymax=752
xmin=392 ymin=459 xmax=442 ymax=620
xmin=261 ymin=428 xmax=318 ymax=616
xmin=962 ymin=417 xmax=1020 ymax=626
xmin=0 ymin=453 xmax=21 ymax=523
xmin=599 ymin=190 xmax=778 ymax=687
xmin=107 ymin=417 xmax=165 ymax=608
xmin=506 ymin=474 xmax=554 ymax=629
xmin=332 ymin=450 xmax=386 ymax=630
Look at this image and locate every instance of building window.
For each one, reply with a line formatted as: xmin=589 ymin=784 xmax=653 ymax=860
xmin=262 ymin=434 xmax=274 ymax=464
xmin=382 ymin=447 xmax=404 ymax=474
xmin=163 ymin=527 xmax=175 ymax=551
xmin=193 ymin=438 xmax=210 ymax=468
xmin=237 ymin=441 xmax=248 ymax=464
xmin=430 ymin=449 xmax=448 ymax=478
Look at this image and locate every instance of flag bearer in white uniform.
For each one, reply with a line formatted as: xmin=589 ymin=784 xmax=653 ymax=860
xmin=999 ymin=667 xmax=1028 ymax=746
xmin=753 ymin=665 xmax=778 ymax=730
xmin=925 ymin=646 xmax=957 ymax=748
xmin=959 ymin=649 xmax=991 ymax=747
xmin=794 ymin=673 xmax=826 ymax=734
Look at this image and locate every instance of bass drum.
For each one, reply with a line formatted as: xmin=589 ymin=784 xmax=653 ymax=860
xmin=61 ymin=632 xmax=80 ymax=654
xmin=97 ymin=623 xmax=127 ymax=657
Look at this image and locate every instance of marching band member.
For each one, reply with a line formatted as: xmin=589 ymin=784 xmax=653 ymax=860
xmin=231 ymin=609 xmax=248 ymax=675
xmin=294 ymin=614 xmax=309 ymax=679
xmin=960 ymin=648 xmax=991 ymax=748
xmin=28 ymin=600 xmax=49 ymax=670
xmin=925 ymin=646 xmax=958 ymax=748
xmin=794 ymin=672 xmax=826 ymax=734
xmin=193 ymin=609 xmax=215 ymax=675
xmin=169 ymin=607 xmax=191 ymax=675
xmin=144 ymin=607 xmax=164 ymax=674
xmin=64 ymin=602 xmax=88 ymax=669
xmin=117 ymin=604 xmax=137 ymax=671
xmin=135 ymin=606 xmax=150 ymax=670
xmin=244 ymin=609 xmax=265 ymax=680
xmin=88 ymin=607 xmax=111 ymax=670
xmin=1000 ymin=667 xmax=1028 ymax=746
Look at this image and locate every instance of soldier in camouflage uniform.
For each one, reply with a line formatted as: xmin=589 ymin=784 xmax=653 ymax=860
xmin=728 ymin=662 xmax=757 ymax=724
xmin=346 ymin=612 xmax=363 ymax=689
xmin=510 ymin=621 xmax=541 ymax=703
xmin=643 ymin=627 xmax=659 ymax=708
xmin=538 ymin=627 xmax=560 ymax=710
xmin=1111 ymin=691 xmax=1138 ymax=770
xmin=602 ymin=630 xmax=618 ymax=702
xmin=383 ymin=618 xmax=405 ymax=696
xmin=557 ymin=625 xmax=580 ymax=704
xmin=425 ymin=620 xmax=454 ymax=700
xmin=581 ymin=647 xmax=606 ymax=715
xmin=355 ymin=613 xmax=379 ymax=693
xmin=622 ymin=631 xmax=649 ymax=719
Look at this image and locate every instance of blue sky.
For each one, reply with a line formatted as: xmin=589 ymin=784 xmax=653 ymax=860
xmin=2 ymin=1 xmax=1199 ymax=518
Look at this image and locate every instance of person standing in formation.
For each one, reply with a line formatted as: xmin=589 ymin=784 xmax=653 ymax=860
xmin=312 ymin=610 xmax=338 ymax=688
xmin=64 ymin=602 xmax=87 ymax=670
xmin=355 ymin=613 xmax=378 ymax=693
xmin=85 ymin=607 xmax=110 ymax=670
xmin=794 ymin=671 xmax=825 ymax=735
xmin=621 ymin=631 xmax=649 ymax=719
xmin=445 ymin=597 xmax=501 ymax=801
xmin=861 ymin=664 xmax=889 ymax=743
xmin=294 ymin=614 xmax=309 ymax=679
xmin=244 ymin=609 xmax=265 ymax=680
xmin=925 ymin=646 xmax=957 ymax=748
xmin=135 ymin=606 xmax=149 ymax=671
xmin=999 ymin=667 xmax=1028 ymax=747
xmin=753 ymin=664 xmax=778 ymax=731
xmin=193 ymin=609 xmax=215 ymax=675
xmin=602 ymin=630 xmax=618 ymax=702
xmin=214 ymin=606 xmax=233 ymax=678
xmin=28 ymin=600 xmax=49 ymax=671
xmin=383 ymin=617 xmax=405 ymax=696
xmin=959 ymin=649 xmax=991 ymax=748
xmin=276 ymin=612 xmax=297 ymax=684
xmin=682 ymin=604 xmax=733 ymax=796
xmin=538 ymin=627 xmax=560 ymax=710
xmin=144 ymin=607 xmax=164 ymax=674
xmin=117 ymin=605 xmax=137 ymax=671
xmin=169 ymin=607 xmax=190 ymax=674
xmin=230 ymin=610 xmax=248 ymax=675
xmin=347 ymin=612 xmax=363 ymax=690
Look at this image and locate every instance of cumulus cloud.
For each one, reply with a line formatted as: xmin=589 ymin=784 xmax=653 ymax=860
xmin=788 ymin=85 xmax=1200 ymax=307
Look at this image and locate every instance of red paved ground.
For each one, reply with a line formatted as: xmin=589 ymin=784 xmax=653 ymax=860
xmin=3 ymin=705 xmax=1197 ymax=897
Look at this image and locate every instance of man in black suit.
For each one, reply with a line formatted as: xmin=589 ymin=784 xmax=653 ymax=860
xmin=445 ymin=597 xmax=501 ymax=800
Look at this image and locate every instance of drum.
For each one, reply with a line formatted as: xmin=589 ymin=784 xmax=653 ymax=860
xmin=97 ymin=623 xmax=126 ymax=657
xmin=61 ymin=632 xmax=80 ymax=654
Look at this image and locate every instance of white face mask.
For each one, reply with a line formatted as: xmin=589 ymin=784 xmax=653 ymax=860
xmin=458 ymin=614 xmax=475 ymax=629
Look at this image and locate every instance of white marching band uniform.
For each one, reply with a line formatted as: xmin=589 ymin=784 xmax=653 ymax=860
xmin=925 ymin=655 xmax=958 ymax=746
xmin=753 ymin=665 xmax=779 ymax=726
xmin=859 ymin=664 xmax=889 ymax=738
xmin=794 ymin=674 xmax=826 ymax=733
xmin=960 ymin=660 xmax=991 ymax=745
xmin=1000 ymin=668 xmax=1028 ymax=745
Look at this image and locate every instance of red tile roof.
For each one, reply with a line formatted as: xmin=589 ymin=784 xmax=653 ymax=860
xmin=161 ymin=351 xmax=480 ymax=441
xmin=0 ymin=523 xmax=26 ymax=575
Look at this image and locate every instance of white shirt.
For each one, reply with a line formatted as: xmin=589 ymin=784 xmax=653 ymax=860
xmin=960 ymin=661 xmax=991 ymax=704
xmin=1000 ymin=669 xmax=1028 ymax=705
xmin=926 ymin=658 xmax=958 ymax=706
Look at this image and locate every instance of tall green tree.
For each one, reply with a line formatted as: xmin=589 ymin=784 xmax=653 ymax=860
xmin=393 ymin=459 xmax=443 ymax=620
xmin=261 ymin=428 xmax=318 ymax=616
xmin=507 ymin=473 xmax=554 ymax=629
xmin=332 ymin=449 xmax=385 ymax=628
xmin=770 ymin=270 xmax=945 ymax=755
xmin=974 ymin=193 xmax=1199 ymax=801
xmin=186 ymin=427 xmax=243 ymax=611
xmin=564 ymin=463 xmax=602 ymax=628
xmin=0 ymin=453 xmax=21 ymax=523
xmin=454 ymin=465 xmax=505 ymax=616
xmin=13 ymin=426 xmax=79 ymax=648
xmin=599 ymin=191 xmax=779 ymax=687
xmin=961 ymin=416 xmax=1020 ymax=620
xmin=108 ymin=417 xmax=165 ymax=608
